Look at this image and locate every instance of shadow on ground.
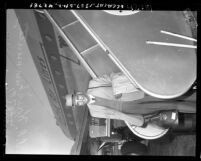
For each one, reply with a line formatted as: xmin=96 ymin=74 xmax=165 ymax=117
xmin=147 ymin=132 xmax=196 ymax=156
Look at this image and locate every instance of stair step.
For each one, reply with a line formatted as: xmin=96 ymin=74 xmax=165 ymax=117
xmin=80 ymin=44 xmax=99 ymax=56
xmin=61 ymin=20 xmax=79 ymax=29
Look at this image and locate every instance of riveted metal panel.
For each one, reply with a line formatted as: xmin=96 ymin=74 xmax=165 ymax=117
xmin=34 ymin=10 xmax=77 ymax=138
xmin=15 ymin=9 xmax=77 ymax=140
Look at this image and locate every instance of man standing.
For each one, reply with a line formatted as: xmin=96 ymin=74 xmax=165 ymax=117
xmin=65 ymin=72 xmax=196 ymax=129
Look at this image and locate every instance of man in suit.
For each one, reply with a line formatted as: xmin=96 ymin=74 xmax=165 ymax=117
xmin=65 ymin=72 xmax=196 ymax=129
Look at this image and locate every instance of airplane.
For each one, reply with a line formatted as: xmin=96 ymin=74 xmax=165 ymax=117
xmin=14 ymin=9 xmax=196 ymax=155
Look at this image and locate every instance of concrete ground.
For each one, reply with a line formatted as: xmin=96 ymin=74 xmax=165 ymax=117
xmin=147 ymin=132 xmax=196 ymax=156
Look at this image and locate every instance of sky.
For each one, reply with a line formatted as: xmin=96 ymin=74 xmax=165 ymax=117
xmin=6 ymin=9 xmax=74 ymax=154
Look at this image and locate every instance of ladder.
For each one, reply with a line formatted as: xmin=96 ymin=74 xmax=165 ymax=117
xmin=43 ymin=10 xmax=97 ymax=79
xmin=42 ymin=10 xmax=130 ymax=80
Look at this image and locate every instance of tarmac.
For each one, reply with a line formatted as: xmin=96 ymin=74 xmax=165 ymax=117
xmin=147 ymin=133 xmax=196 ymax=156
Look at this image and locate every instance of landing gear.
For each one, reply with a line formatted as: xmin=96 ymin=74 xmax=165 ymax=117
xmin=99 ymin=134 xmax=122 ymax=143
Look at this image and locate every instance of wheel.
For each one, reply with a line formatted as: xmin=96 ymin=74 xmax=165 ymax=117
xmin=125 ymin=121 xmax=169 ymax=140
xmin=121 ymin=141 xmax=148 ymax=155
xmin=120 ymin=127 xmax=144 ymax=142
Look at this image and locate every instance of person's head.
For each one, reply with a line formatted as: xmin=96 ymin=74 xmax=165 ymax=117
xmin=65 ymin=92 xmax=90 ymax=107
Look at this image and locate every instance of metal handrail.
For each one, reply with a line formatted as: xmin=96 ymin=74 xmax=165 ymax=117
xmin=43 ymin=10 xmax=97 ymax=79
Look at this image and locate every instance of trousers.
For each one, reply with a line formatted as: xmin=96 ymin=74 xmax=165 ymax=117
xmin=92 ymin=94 xmax=196 ymax=115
